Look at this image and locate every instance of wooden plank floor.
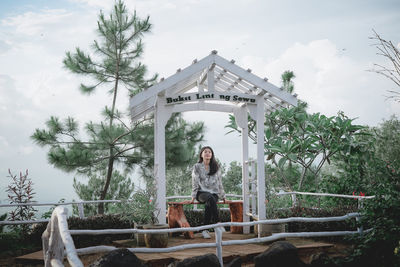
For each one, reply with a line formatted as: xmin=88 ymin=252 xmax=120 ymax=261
xmin=16 ymin=232 xmax=334 ymax=266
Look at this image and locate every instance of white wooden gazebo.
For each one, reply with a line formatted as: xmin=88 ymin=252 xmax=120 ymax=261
xmin=129 ymin=51 xmax=297 ymax=226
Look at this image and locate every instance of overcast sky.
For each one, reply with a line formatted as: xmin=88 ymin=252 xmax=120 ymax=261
xmin=0 ymin=0 xmax=399 ymax=203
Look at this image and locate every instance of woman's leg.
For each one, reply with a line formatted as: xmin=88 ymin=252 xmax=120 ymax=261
xmin=197 ymin=191 xmax=219 ymax=225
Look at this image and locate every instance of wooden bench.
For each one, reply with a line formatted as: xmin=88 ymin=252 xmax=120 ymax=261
xmin=167 ymin=200 xmax=243 ymax=239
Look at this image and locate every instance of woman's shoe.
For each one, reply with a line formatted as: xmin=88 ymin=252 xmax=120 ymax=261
xmin=202 ymin=230 xmax=211 ymax=239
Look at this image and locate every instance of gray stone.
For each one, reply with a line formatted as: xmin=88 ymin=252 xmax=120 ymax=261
xmin=254 ymin=241 xmax=306 ymax=267
xmin=89 ymin=248 xmax=146 ymax=267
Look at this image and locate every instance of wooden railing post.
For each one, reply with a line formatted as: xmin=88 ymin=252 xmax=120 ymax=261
xmin=42 ymin=206 xmax=83 ymax=267
xmin=78 ymin=203 xmax=85 ymax=219
xmin=42 ymin=209 xmax=64 ymax=267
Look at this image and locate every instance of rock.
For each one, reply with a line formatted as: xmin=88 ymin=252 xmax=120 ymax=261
xmin=225 ymin=256 xmax=242 ymax=267
xmin=89 ymin=248 xmax=146 ymax=267
xmin=309 ymin=252 xmax=334 ymax=267
xmin=254 ymin=241 xmax=306 ymax=267
xmin=169 ymin=253 xmax=220 ymax=267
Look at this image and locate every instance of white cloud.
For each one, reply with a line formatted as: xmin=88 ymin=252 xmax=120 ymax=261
xmin=17 ymin=145 xmax=34 ymax=155
xmin=1 ymin=9 xmax=73 ymax=36
xmin=241 ymin=39 xmax=396 ymax=126
xmin=0 ymin=136 xmax=9 ymax=150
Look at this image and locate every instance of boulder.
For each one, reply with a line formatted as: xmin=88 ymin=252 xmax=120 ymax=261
xmin=169 ymin=253 xmax=220 ymax=267
xmin=254 ymin=241 xmax=306 ymax=267
xmin=309 ymin=252 xmax=334 ymax=267
xmin=225 ymin=256 xmax=242 ymax=267
xmin=89 ymin=248 xmax=146 ymax=267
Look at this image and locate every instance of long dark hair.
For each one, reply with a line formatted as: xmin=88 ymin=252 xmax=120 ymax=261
xmin=198 ymin=146 xmax=219 ymax=175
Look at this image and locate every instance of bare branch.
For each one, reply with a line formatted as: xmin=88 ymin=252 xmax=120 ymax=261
xmin=369 ymin=30 xmax=400 ymax=101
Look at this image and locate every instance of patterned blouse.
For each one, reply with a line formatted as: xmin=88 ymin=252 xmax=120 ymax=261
xmin=191 ymin=162 xmax=225 ymax=199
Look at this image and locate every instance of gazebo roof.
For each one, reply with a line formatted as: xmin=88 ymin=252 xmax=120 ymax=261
xmin=130 ymin=51 xmax=297 ymax=121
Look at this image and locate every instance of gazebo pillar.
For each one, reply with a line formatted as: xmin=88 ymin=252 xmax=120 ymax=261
xmin=256 ymin=95 xmax=266 ymax=223
xmin=234 ymin=106 xmax=250 ymax=234
xmin=241 ymin=114 xmax=250 ymax=234
xmin=154 ymin=97 xmax=172 ymax=224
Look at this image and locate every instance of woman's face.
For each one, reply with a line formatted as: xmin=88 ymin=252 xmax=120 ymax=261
xmin=201 ymin=148 xmax=213 ymax=161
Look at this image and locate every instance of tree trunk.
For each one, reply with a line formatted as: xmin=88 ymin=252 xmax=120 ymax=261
xmin=98 ymin=69 xmax=119 ymax=214
xmin=98 ymin=150 xmax=114 ymax=214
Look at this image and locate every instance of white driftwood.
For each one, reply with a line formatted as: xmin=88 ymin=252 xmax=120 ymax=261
xmin=42 ymin=206 xmax=83 ymax=267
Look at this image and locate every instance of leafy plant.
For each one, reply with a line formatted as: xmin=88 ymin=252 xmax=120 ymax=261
xmin=323 ymin=116 xmax=400 ymax=266
xmin=6 ymin=169 xmax=37 ymax=235
xmin=122 ymin=188 xmax=158 ymax=225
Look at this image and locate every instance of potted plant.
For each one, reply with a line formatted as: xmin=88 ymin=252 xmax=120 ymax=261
xmin=123 ymin=188 xmax=169 ymax=248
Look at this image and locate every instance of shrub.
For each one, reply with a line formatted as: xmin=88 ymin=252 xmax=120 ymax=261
xmin=184 ymin=208 xmax=231 ymax=228
xmin=269 ymin=206 xmax=357 ymax=234
xmin=6 ymin=169 xmax=37 ymax=235
xmin=27 ymin=214 xmax=134 ymax=249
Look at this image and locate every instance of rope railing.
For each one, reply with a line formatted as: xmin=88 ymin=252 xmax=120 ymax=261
xmin=43 ymin=207 xmax=366 ymax=267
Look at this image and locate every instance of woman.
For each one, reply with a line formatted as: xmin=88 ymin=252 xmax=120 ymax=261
xmin=190 ymin=146 xmax=226 ymax=239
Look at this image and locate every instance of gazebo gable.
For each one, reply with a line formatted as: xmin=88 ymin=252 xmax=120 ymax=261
xmin=130 ymin=51 xmax=297 ymax=121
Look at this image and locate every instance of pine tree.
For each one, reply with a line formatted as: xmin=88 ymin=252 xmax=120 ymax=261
xmin=32 ymin=1 xmax=205 ymax=214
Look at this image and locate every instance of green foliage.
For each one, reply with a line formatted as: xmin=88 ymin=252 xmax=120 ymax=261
xmin=28 ymin=214 xmax=134 ymax=249
xmin=226 ymin=105 xmax=364 ymax=195
xmin=73 ymin=169 xmax=134 ymax=216
xmin=183 ymin=209 xmax=231 ymax=228
xmin=122 ymin=188 xmax=158 ymax=225
xmin=226 ymin=71 xmax=365 ymax=196
xmin=268 ymin=206 xmax=357 ymax=233
xmin=0 ymin=232 xmax=30 ymax=256
xmin=31 ymin=0 xmax=205 ymax=215
xmin=319 ymin=116 xmax=400 ymax=266
xmin=134 ymin=113 xmax=204 ymax=189
xmin=166 ymin=165 xmax=193 ymax=197
xmin=281 ymin=70 xmax=296 ymax=93
xmin=222 ymin=161 xmax=243 ymax=195
xmin=32 ymin=0 xmax=157 ymax=214
xmin=63 ymin=0 xmax=157 ymax=95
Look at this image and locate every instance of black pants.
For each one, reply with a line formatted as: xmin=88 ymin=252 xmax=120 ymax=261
xmin=196 ymin=191 xmax=219 ymax=225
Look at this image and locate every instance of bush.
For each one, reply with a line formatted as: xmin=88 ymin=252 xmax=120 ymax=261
xmin=27 ymin=214 xmax=134 ymax=249
xmin=269 ymin=206 xmax=357 ymax=233
xmin=184 ymin=208 xmax=231 ymax=228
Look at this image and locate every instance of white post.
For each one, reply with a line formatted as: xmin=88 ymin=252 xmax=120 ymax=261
xmin=215 ymin=227 xmax=223 ymax=267
xmin=78 ymin=203 xmax=84 ymax=219
xmin=250 ymin=162 xmax=257 ymax=216
xmin=256 ymin=95 xmax=266 ymax=226
xmin=154 ymin=97 xmax=172 ymax=224
xmin=235 ymin=107 xmax=250 ymax=234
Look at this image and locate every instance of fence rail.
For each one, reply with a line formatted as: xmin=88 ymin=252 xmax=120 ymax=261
xmin=0 ymin=192 xmax=373 ymax=226
xmin=0 ymin=194 xmax=242 ymax=225
xmin=42 ymin=206 xmax=367 ymax=267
